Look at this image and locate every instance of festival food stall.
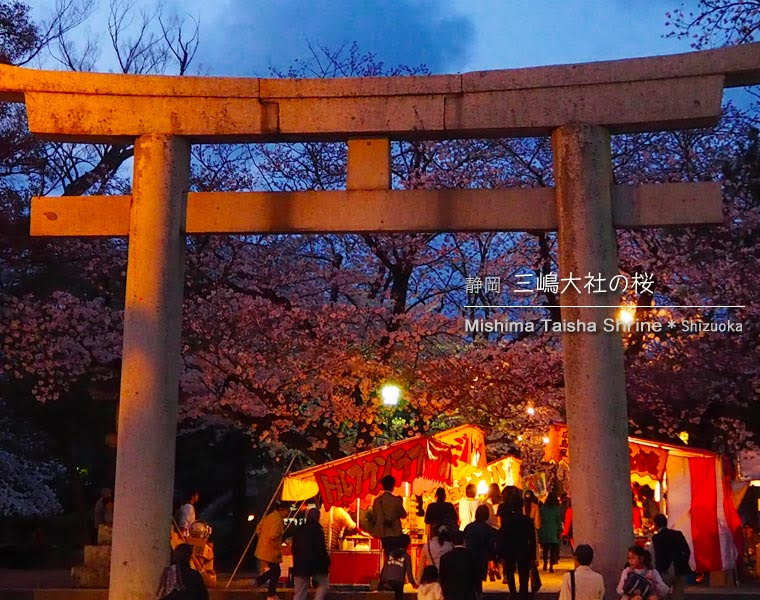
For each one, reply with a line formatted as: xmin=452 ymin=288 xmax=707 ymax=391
xmin=544 ymin=424 xmax=742 ymax=576
xmin=281 ymin=424 xmax=522 ymax=584
xmin=432 ymin=424 xmax=522 ymax=511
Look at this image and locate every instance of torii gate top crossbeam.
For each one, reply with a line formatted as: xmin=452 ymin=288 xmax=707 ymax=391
xmin=1 ymin=43 xmax=759 ymax=143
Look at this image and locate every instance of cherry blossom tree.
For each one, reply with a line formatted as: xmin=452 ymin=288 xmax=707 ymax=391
xmin=666 ymin=1 xmax=760 ymax=49
xmin=2 ymin=5 xmax=760 ymax=531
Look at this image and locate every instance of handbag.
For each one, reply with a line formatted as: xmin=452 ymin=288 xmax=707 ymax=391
xmin=622 ymin=570 xmax=654 ymax=599
xmin=530 ymin=562 xmax=542 ymax=592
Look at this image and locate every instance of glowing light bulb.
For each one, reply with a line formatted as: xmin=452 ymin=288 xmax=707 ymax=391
xmin=618 ymin=307 xmax=635 ymax=325
xmin=380 ymin=384 xmax=401 ymax=406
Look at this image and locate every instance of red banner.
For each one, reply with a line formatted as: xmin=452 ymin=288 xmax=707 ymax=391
xmin=629 ymin=441 xmax=667 ymax=480
xmin=544 ymin=424 xmax=668 ymax=480
xmin=543 ymin=424 xmax=569 ymax=465
xmin=315 ymin=437 xmax=453 ymax=510
xmin=434 ymin=425 xmax=487 ymax=468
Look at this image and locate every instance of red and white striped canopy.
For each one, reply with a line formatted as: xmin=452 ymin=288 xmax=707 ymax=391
xmin=666 ymin=455 xmax=742 ymax=572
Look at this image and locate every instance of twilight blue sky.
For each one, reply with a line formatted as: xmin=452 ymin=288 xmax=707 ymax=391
xmin=28 ymin=0 xmax=699 ymax=76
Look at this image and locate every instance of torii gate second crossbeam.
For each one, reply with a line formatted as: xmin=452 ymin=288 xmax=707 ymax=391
xmin=2 ymin=42 xmax=758 ymax=599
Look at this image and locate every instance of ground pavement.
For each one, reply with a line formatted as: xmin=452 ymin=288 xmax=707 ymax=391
xmin=4 ymin=557 xmax=760 ymax=599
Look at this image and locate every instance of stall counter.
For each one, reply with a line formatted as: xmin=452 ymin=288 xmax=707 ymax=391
xmin=330 ymin=551 xmax=382 ymax=585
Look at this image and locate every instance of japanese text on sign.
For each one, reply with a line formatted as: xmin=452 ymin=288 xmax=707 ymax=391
xmin=465 ymin=272 xmax=655 ymax=296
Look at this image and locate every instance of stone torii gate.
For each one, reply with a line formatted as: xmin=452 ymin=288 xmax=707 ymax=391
xmin=2 ymin=43 xmax=759 ymax=599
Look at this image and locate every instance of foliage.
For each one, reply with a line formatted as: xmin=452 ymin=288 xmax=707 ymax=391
xmin=1 ymin=3 xmax=759 ymax=523
xmin=666 ymin=1 xmax=760 ymax=48
xmin=0 ymin=408 xmax=63 ymax=516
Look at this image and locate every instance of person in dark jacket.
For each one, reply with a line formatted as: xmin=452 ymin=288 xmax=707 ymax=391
xmin=464 ymin=504 xmax=497 ymax=596
xmin=379 ymin=534 xmax=416 ymax=600
xmin=497 ymin=486 xmax=536 ymax=600
xmin=373 ymin=475 xmax=407 ymax=556
xmin=439 ymin=530 xmax=478 ymax=600
xmin=424 ymin=487 xmax=459 ymax=534
xmin=652 ymin=514 xmax=691 ymax=600
xmin=292 ymin=508 xmax=330 ymax=600
xmin=156 ymin=544 xmax=208 ymax=600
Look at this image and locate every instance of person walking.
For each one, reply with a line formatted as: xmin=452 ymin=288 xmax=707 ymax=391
xmin=459 ymin=484 xmax=481 ymax=530
xmin=424 ymin=487 xmax=458 ymax=534
xmin=379 ymin=534 xmax=416 ymax=600
xmin=439 ymin=530 xmax=479 ymax=600
xmin=464 ymin=504 xmax=497 ymax=597
xmin=156 ymin=543 xmax=209 ymax=600
xmin=485 ymin=483 xmax=502 ymax=581
xmin=558 ymin=544 xmax=604 ymax=600
xmin=523 ymin=490 xmax=541 ymax=562
xmin=652 ymin=514 xmax=691 ymax=600
xmin=561 ymin=496 xmax=574 ymax=551
xmin=372 ymin=475 xmax=407 ymax=555
xmin=523 ymin=490 xmax=540 ymax=529
xmin=417 ymin=524 xmax=453 ymax=580
xmin=254 ymin=502 xmax=290 ymax=600
xmin=538 ymin=493 xmax=562 ymax=572
xmin=485 ymin=483 xmax=501 ymax=528
xmin=497 ymin=486 xmax=536 ymax=600
xmin=292 ymin=507 xmax=329 ymax=600
xmin=417 ymin=565 xmax=443 ymax=600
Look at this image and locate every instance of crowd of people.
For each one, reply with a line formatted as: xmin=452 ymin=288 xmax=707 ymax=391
xmin=242 ymin=477 xmax=574 ymax=600
xmin=154 ymin=476 xmax=692 ymax=600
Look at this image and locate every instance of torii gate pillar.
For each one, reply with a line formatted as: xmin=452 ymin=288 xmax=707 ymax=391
xmin=6 ymin=41 xmax=758 ymax=600
xmin=109 ymin=134 xmax=190 ymax=600
xmin=553 ymin=123 xmax=632 ymax=591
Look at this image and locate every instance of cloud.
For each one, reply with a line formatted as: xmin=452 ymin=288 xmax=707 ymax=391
xmin=193 ymin=0 xmax=474 ymax=76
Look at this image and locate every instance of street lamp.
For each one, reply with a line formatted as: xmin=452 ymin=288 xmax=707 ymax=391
xmin=380 ymin=383 xmax=401 ymax=406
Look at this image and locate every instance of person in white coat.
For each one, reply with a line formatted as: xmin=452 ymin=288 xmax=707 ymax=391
xmin=178 ymin=490 xmax=199 ymax=536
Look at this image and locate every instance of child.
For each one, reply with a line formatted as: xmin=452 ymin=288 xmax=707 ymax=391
xmin=558 ymin=544 xmax=604 ymax=600
xmin=379 ymin=534 xmax=417 ymax=600
xmin=616 ymin=545 xmax=669 ymax=600
xmin=418 ymin=565 xmax=443 ymax=600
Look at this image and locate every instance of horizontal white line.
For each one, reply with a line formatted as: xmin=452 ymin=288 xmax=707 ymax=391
xmin=462 ymin=305 xmax=746 ymax=309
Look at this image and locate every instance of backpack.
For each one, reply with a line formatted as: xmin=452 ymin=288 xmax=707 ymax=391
xmin=379 ymin=550 xmax=406 ymax=585
xmin=622 ymin=571 xmax=654 ymax=599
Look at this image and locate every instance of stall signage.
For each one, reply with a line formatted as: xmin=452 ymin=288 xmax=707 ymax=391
xmin=629 ymin=441 xmax=667 ymax=480
xmin=315 ymin=437 xmax=453 ymax=510
xmin=434 ymin=426 xmax=488 ymax=468
xmin=543 ymin=424 xmax=569 ymax=465
xmin=544 ymin=424 xmax=668 ymax=480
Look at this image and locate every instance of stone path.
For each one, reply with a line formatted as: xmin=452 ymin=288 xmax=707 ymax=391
xmin=4 ymin=559 xmax=760 ymax=599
